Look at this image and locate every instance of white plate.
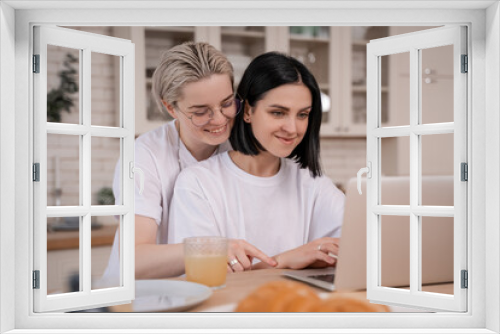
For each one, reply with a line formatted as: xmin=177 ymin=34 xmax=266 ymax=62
xmin=202 ymin=302 xmax=430 ymax=313
xmin=132 ymin=280 xmax=212 ymax=312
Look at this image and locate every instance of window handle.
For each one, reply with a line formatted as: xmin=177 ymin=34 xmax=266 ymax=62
xmin=129 ymin=162 xmax=145 ymax=195
xmin=357 ymin=162 xmax=372 ymax=195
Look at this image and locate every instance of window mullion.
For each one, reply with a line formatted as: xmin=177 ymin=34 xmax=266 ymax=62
xmin=81 ymin=48 xmax=92 ymax=294
xmin=365 ymin=45 xmax=380 ymax=296
xmin=375 ymin=55 xmax=382 ymax=288
xmin=121 ymin=52 xmax=135 ymax=289
xmin=409 ymin=47 xmax=420 ymax=294
xmin=413 ymin=123 xmax=454 ymax=135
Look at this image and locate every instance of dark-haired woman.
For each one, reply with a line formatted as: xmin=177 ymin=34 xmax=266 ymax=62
xmin=100 ymin=43 xmax=276 ymax=287
xmin=168 ymin=52 xmax=344 ymax=271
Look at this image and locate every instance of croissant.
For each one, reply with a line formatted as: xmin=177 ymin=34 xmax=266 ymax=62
xmin=235 ymin=281 xmax=320 ymax=312
xmin=235 ymin=280 xmax=390 ymax=313
xmin=312 ymin=294 xmax=390 ymax=312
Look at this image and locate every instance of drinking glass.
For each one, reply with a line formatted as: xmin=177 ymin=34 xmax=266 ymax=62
xmin=183 ymin=236 xmax=228 ymax=289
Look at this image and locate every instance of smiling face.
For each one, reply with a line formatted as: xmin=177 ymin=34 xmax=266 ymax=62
xmin=245 ymin=83 xmax=312 ymax=158
xmin=164 ymin=74 xmax=234 ymax=151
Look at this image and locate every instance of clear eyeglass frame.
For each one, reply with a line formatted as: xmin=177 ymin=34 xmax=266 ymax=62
xmin=175 ymin=95 xmax=244 ymax=127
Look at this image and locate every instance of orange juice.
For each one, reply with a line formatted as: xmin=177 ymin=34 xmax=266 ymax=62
xmin=185 ymin=254 xmax=227 ymax=288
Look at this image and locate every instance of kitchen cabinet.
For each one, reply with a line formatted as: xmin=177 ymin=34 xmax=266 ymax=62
xmin=113 ymin=26 xmax=267 ymax=136
xmin=221 ymin=27 xmax=266 ymax=85
xmin=288 ymin=27 xmax=341 ymax=137
xmin=340 ymin=26 xmax=391 ymax=136
xmin=112 ymin=26 xmax=448 ymax=138
xmin=270 ymin=26 xmax=391 ymax=137
xmin=113 ymin=27 xmax=195 ymax=135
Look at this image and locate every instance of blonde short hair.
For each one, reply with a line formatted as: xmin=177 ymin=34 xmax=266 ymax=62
xmin=151 ymin=42 xmax=234 ymax=115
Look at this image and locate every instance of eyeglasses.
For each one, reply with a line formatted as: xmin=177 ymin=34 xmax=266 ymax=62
xmin=175 ymin=96 xmax=243 ymax=127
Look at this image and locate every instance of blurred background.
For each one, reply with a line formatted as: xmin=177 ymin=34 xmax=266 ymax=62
xmin=46 ymin=26 xmax=453 ymax=294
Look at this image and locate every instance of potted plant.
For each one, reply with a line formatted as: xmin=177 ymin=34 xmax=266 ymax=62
xmin=47 ymin=52 xmax=79 ymax=122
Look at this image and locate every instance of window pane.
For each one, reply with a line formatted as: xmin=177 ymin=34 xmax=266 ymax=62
xmin=47 ymin=134 xmax=80 ymax=206
xmin=92 ymin=215 xmax=122 ymax=291
xmin=92 ymin=217 xmax=120 ymax=290
xmin=91 ymin=137 xmax=121 ymax=206
xmin=381 ymin=215 xmax=410 ymax=289
xmin=421 ymin=133 xmax=454 ymax=206
xmin=421 ymin=45 xmax=454 ymax=124
xmin=47 ymin=44 xmax=80 ymax=124
xmin=381 ymin=52 xmax=409 ymax=127
xmin=47 ymin=216 xmax=81 ymax=295
xmin=381 ymin=136 xmax=410 ymax=205
xmin=91 ymin=52 xmax=120 ymax=127
xmin=421 ymin=217 xmax=454 ymax=294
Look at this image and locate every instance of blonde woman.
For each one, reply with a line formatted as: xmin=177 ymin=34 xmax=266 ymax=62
xmin=101 ymin=42 xmax=276 ymax=285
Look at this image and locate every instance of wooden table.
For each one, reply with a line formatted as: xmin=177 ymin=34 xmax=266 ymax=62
xmin=110 ymin=268 xmax=454 ymax=312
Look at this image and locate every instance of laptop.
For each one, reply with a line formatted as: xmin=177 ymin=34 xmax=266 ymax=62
xmin=285 ymin=176 xmax=454 ymax=292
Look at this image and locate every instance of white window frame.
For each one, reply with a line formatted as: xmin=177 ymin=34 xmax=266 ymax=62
xmin=32 ymin=25 xmax=136 ymax=313
xmin=1 ymin=1 xmax=499 ymax=333
xmin=366 ymin=26 xmax=468 ymax=312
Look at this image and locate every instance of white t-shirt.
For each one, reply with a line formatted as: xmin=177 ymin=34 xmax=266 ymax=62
xmin=168 ymin=152 xmax=344 ymax=258
xmin=100 ymin=120 xmax=230 ymax=285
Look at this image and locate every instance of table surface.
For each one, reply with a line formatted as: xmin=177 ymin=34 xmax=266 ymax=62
xmin=109 ymin=268 xmax=454 ymax=313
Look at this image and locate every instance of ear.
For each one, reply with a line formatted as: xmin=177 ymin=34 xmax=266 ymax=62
xmin=243 ymin=101 xmax=252 ymax=123
xmin=162 ymin=100 xmax=178 ymax=119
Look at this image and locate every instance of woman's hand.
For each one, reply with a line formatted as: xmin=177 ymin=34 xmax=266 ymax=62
xmin=226 ymin=239 xmax=277 ymax=272
xmin=275 ymin=237 xmax=340 ymax=270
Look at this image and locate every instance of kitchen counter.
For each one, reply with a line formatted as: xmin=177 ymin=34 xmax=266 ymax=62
xmin=47 ymin=224 xmax=118 ymax=251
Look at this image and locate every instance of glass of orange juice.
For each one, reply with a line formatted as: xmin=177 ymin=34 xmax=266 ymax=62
xmin=183 ymin=236 xmax=228 ymax=289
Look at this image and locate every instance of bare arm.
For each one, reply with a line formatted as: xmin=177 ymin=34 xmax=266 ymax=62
xmin=134 ymin=215 xmax=185 ymax=279
xmin=252 ymin=237 xmax=340 ymax=270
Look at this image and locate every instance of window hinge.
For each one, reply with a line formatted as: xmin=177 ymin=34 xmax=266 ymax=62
xmin=461 ymin=162 xmax=468 ymax=181
xmin=33 ymin=54 xmax=40 ymax=73
xmin=33 ymin=163 xmax=40 ymax=182
xmin=461 ymin=54 xmax=468 ymax=73
xmin=461 ymin=270 xmax=468 ymax=289
xmin=33 ymin=270 xmax=40 ymax=289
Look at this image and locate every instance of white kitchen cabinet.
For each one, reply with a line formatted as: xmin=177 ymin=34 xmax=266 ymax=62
xmin=220 ymin=26 xmax=266 ymax=86
xmin=113 ymin=26 xmax=268 ymax=136
xmin=341 ymin=26 xmax=392 ymax=136
xmin=214 ymin=26 xmax=393 ymax=137
xmin=287 ymin=27 xmax=341 ymax=137
xmin=112 ymin=27 xmax=193 ymax=135
xmin=112 ymin=26 xmax=448 ymax=138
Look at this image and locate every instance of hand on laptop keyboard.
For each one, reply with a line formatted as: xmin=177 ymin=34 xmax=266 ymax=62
xmin=274 ymin=237 xmax=340 ymax=270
